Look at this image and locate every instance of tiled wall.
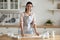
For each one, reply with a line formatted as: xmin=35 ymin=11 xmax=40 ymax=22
xmin=0 ymin=11 xmax=20 ymax=25
xmin=0 ymin=28 xmax=60 ymax=35
xmin=0 ymin=27 xmax=18 ymax=34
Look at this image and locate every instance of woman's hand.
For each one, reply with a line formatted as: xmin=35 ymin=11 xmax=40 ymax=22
xmin=36 ymin=32 xmax=39 ymax=36
xmin=21 ymin=33 xmax=24 ymax=37
xmin=21 ymin=31 xmax=24 ymax=37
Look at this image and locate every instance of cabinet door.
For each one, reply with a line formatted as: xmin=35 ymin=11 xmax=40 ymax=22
xmin=10 ymin=0 xmax=18 ymax=9
xmin=0 ymin=0 xmax=8 ymax=9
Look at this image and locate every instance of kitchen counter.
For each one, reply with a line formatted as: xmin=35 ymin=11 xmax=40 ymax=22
xmin=19 ymin=35 xmax=60 ymax=40
xmin=0 ymin=34 xmax=18 ymax=40
xmin=0 ymin=34 xmax=60 ymax=40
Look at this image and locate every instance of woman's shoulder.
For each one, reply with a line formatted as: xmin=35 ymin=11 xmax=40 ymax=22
xmin=31 ymin=12 xmax=35 ymax=16
xmin=20 ymin=12 xmax=25 ymax=16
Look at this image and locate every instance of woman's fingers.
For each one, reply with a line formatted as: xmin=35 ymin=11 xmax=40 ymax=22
xmin=21 ymin=34 xmax=24 ymax=37
xmin=36 ymin=32 xmax=39 ymax=36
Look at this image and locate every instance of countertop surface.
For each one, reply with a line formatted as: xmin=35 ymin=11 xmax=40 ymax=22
xmin=19 ymin=35 xmax=60 ymax=40
xmin=0 ymin=34 xmax=60 ymax=40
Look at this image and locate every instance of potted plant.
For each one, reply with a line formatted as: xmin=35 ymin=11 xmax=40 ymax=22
xmin=45 ymin=20 xmax=53 ymax=26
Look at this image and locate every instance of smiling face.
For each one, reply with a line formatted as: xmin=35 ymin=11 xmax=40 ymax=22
xmin=26 ymin=4 xmax=33 ymax=11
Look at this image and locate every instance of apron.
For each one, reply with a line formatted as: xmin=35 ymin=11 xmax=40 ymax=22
xmin=23 ymin=13 xmax=34 ymax=34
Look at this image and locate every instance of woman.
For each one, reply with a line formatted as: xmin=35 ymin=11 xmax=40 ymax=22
xmin=20 ymin=1 xmax=39 ymax=36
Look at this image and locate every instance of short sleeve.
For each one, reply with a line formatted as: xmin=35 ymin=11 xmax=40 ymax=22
xmin=20 ymin=13 xmax=24 ymax=23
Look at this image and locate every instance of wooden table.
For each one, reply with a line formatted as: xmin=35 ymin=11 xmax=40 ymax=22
xmin=19 ymin=35 xmax=60 ymax=40
xmin=0 ymin=34 xmax=60 ymax=40
xmin=0 ymin=34 xmax=18 ymax=40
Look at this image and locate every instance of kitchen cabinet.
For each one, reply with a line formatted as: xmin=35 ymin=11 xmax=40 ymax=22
xmin=48 ymin=0 xmax=60 ymax=14
xmin=0 ymin=0 xmax=29 ymax=27
xmin=0 ymin=0 xmax=29 ymax=10
xmin=0 ymin=0 xmax=20 ymax=10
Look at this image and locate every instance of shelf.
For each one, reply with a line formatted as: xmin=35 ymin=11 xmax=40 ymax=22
xmin=49 ymin=0 xmax=60 ymax=4
xmin=48 ymin=0 xmax=60 ymax=15
xmin=48 ymin=9 xmax=60 ymax=14
xmin=0 ymin=24 xmax=19 ymax=27
xmin=0 ymin=9 xmax=20 ymax=12
xmin=37 ymin=25 xmax=60 ymax=28
xmin=48 ymin=9 xmax=60 ymax=11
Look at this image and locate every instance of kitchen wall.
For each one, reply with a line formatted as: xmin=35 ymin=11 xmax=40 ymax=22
xmin=20 ymin=0 xmax=60 ymax=35
xmin=0 ymin=11 xmax=20 ymax=25
xmin=20 ymin=0 xmax=60 ymax=26
xmin=0 ymin=0 xmax=60 ymax=26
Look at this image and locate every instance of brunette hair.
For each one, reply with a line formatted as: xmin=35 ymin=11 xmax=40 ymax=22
xmin=25 ymin=1 xmax=33 ymax=12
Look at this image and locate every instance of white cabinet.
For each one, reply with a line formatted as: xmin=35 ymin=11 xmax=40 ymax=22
xmin=10 ymin=0 xmax=18 ymax=9
xmin=0 ymin=0 xmax=29 ymax=10
xmin=0 ymin=0 xmax=8 ymax=9
xmin=0 ymin=0 xmax=29 ymax=27
xmin=48 ymin=0 xmax=60 ymax=14
xmin=0 ymin=0 xmax=20 ymax=10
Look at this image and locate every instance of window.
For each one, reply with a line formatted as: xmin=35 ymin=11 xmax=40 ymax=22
xmin=0 ymin=0 xmax=3 ymax=2
xmin=0 ymin=0 xmax=7 ymax=9
xmin=4 ymin=0 xmax=7 ymax=2
xmin=10 ymin=0 xmax=18 ymax=9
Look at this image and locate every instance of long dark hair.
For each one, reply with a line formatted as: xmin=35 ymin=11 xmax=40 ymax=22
xmin=25 ymin=1 xmax=33 ymax=12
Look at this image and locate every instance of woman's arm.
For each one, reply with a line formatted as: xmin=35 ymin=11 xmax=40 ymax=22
xmin=32 ymin=18 xmax=39 ymax=36
xmin=20 ymin=14 xmax=24 ymax=37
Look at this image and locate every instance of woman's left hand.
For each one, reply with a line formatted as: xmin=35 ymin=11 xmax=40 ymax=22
xmin=36 ymin=32 xmax=39 ymax=36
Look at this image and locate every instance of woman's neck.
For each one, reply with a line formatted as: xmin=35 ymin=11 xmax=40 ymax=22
xmin=26 ymin=11 xmax=31 ymax=14
xmin=25 ymin=11 xmax=31 ymax=16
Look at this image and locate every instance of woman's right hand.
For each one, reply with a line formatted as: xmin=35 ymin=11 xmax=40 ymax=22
xmin=36 ymin=32 xmax=39 ymax=36
xmin=21 ymin=33 xmax=24 ymax=37
xmin=21 ymin=32 xmax=24 ymax=37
